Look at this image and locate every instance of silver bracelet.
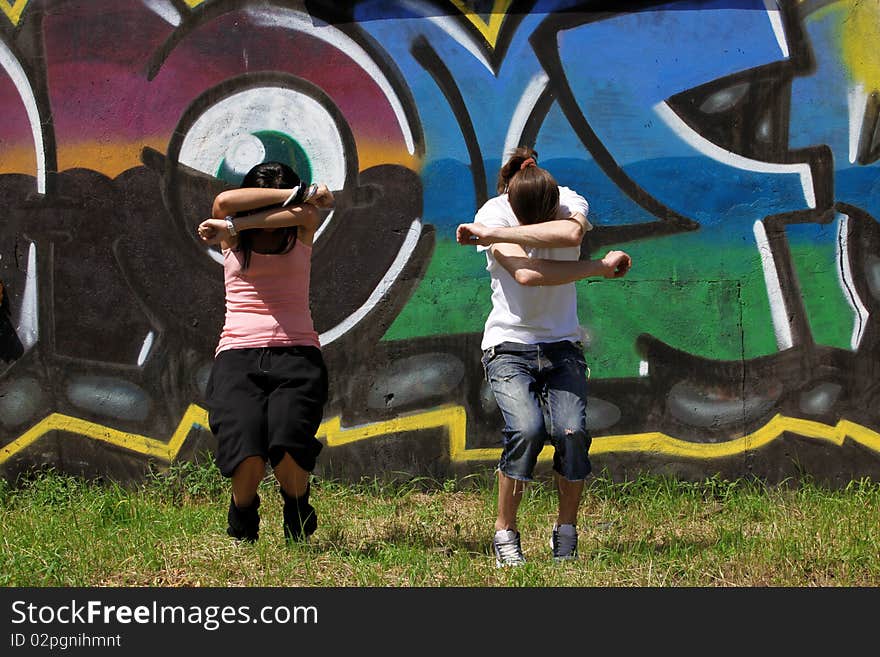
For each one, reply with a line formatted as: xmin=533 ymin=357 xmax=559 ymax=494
xmin=224 ymin=215 xmax=237 ymax=236
xmin=282 ymin=185 xmax=302 ymax=207
xmin=303 ymin=183 xmax=319 ymax=203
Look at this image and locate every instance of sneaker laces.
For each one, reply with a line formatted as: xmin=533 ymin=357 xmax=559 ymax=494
xmin=494 ymin=530 xmax=525 ymax=565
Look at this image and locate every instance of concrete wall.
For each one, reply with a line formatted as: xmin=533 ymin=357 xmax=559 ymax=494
xmin=1 ymin=0 xmax=878 ymax=486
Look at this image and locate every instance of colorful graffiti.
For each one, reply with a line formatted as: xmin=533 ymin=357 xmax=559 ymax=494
xmin=0 ymin=0 xmax=878 ymax=486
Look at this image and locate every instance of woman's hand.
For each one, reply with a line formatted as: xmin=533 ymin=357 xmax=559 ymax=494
xmin=307 ymin=183 xmax=335 ymax=209
xmin=197 ymin=218 xmax=230 ymax=245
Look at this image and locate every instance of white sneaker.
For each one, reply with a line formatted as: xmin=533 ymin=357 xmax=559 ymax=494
xmin=493 ymin=529 xmax=526 ymax=567
xmin=550 ymin=523 xmax=578 ymax=561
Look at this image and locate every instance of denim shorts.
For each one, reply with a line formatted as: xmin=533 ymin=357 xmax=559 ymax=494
xmin=481 ymin=340 xmax=591 ymax=482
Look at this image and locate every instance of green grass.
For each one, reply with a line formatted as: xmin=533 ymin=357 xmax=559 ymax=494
xmin=2 ymin=462 xmax=880 ymax=586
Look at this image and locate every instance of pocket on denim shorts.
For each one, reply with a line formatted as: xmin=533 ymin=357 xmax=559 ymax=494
xmin=485 ymin=353 xmax=528 ymax=386
xmin=559 ymin=347 xmax=588 ymax=381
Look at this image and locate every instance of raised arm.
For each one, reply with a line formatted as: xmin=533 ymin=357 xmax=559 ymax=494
xmin=228 ymin=203 xmax=321 ymax=233
xmin=212 ymin=187 xmax=289 ymax=218
xmin=197 ymin=184 xmax=334 ymax=247
xmin=211 ymin=182 xmax=334 ymax=218
xmin=198 ymin=204 xmax=321 ymax=249
xmin=457 ymin=212 xmax=589 ymax=249
xmin=458 ymin=186 xmax=591 ymax=248
xmin=490 ymin=242 xmax=631 ymax=286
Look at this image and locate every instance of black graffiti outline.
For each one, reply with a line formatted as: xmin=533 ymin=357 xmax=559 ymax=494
xmin=411 ymin=34 xmax=489 ymax=207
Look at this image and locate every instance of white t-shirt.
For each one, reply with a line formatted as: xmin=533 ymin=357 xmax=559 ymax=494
xmin=475 ymin=186 xmax=589 ymax=350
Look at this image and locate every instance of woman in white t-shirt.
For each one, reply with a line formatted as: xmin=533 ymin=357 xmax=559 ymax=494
xmin=456 ymin=147 xmax=631 ymax=567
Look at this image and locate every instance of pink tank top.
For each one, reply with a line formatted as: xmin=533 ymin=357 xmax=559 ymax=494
xmin=215 ymin=241 xmax=320 ymax=355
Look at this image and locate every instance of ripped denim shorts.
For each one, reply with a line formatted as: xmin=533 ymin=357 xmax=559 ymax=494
xmin=481 ymin=340 xmax=592 ymax=482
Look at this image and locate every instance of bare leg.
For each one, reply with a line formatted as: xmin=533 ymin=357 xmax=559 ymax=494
xmin=555 ymin=473 xmax=584 ymax=526
xmin=496 ymin=470 xmax=527 ymax=532
xmin=272 ymin=451 xmax=311 ymax=498
xmin=226 ymin=456 xmax=266 ymax=541
xmin=231 ymin=456 xmax=266 ymax=507
xmin=273 ymin=451 xmax=317 ymax=541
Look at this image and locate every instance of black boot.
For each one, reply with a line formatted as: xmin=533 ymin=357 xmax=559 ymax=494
xmin=281 ymin=485 xmax=317 ymax=542
xmin=226 ymin=493 xmax=260 ymax=542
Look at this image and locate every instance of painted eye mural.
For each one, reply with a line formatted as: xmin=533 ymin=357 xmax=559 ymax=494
xmin=161 ymin=70 xmax=429 ymax=347
xmin=147 ymin=4 xmax=432 ymax=351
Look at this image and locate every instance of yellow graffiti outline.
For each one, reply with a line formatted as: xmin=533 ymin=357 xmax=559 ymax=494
xmin=0 ymin=0 xmax=28 ymax=26
xmin=319 ymin=405 xmax=489 ymax=461
xmin=588 ymin=415 xmax=880 ymax=459
xmin=0 ymin=404 xmax=209 ymax=464
xmin=3 ymin=402 xmax=880 ymax=469
xmin=449 ymin=0 xmax=514 ymax=49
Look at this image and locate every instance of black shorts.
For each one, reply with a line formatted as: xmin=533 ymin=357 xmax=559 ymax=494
xmin=206 ymin=346 xmax=329 ymax=477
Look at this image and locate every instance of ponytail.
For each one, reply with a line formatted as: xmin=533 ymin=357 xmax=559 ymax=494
xmin=497 ymin=146 xmax=539 ymax=194
xmin=498 ymin=147 xmax=560 ymax=225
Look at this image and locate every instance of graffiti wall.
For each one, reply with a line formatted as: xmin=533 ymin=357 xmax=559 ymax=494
xmin=1 ymin=0 xmax=878 ymax=486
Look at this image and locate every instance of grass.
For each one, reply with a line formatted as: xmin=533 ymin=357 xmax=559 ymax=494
xmin=2 ymin=460 xmax=879 ymax=587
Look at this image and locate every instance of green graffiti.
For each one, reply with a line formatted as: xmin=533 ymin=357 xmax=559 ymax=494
xmin=384 ymin=233 xmax=855 ymax=379
xmin=791 ymin=243 xmax=854 ymax=350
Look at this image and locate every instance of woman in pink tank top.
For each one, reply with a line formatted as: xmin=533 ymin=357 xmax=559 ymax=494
xmin=196 ymin=161 xmax=334 ymax=544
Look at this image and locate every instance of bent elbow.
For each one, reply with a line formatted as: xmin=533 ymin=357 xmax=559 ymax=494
xmin=514 ymin=270 xmax=541 ymax=286
xmin=212 ymin=195 xmax=231 ymax=218
xmin=567 ymin=225 xmax=585 ymax=247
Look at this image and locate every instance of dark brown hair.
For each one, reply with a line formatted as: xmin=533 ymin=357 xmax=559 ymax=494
xmin=497 ymin=147 xmax=559 ymax=225
xmin=235 ymin=161 xmax=303 ymax=270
